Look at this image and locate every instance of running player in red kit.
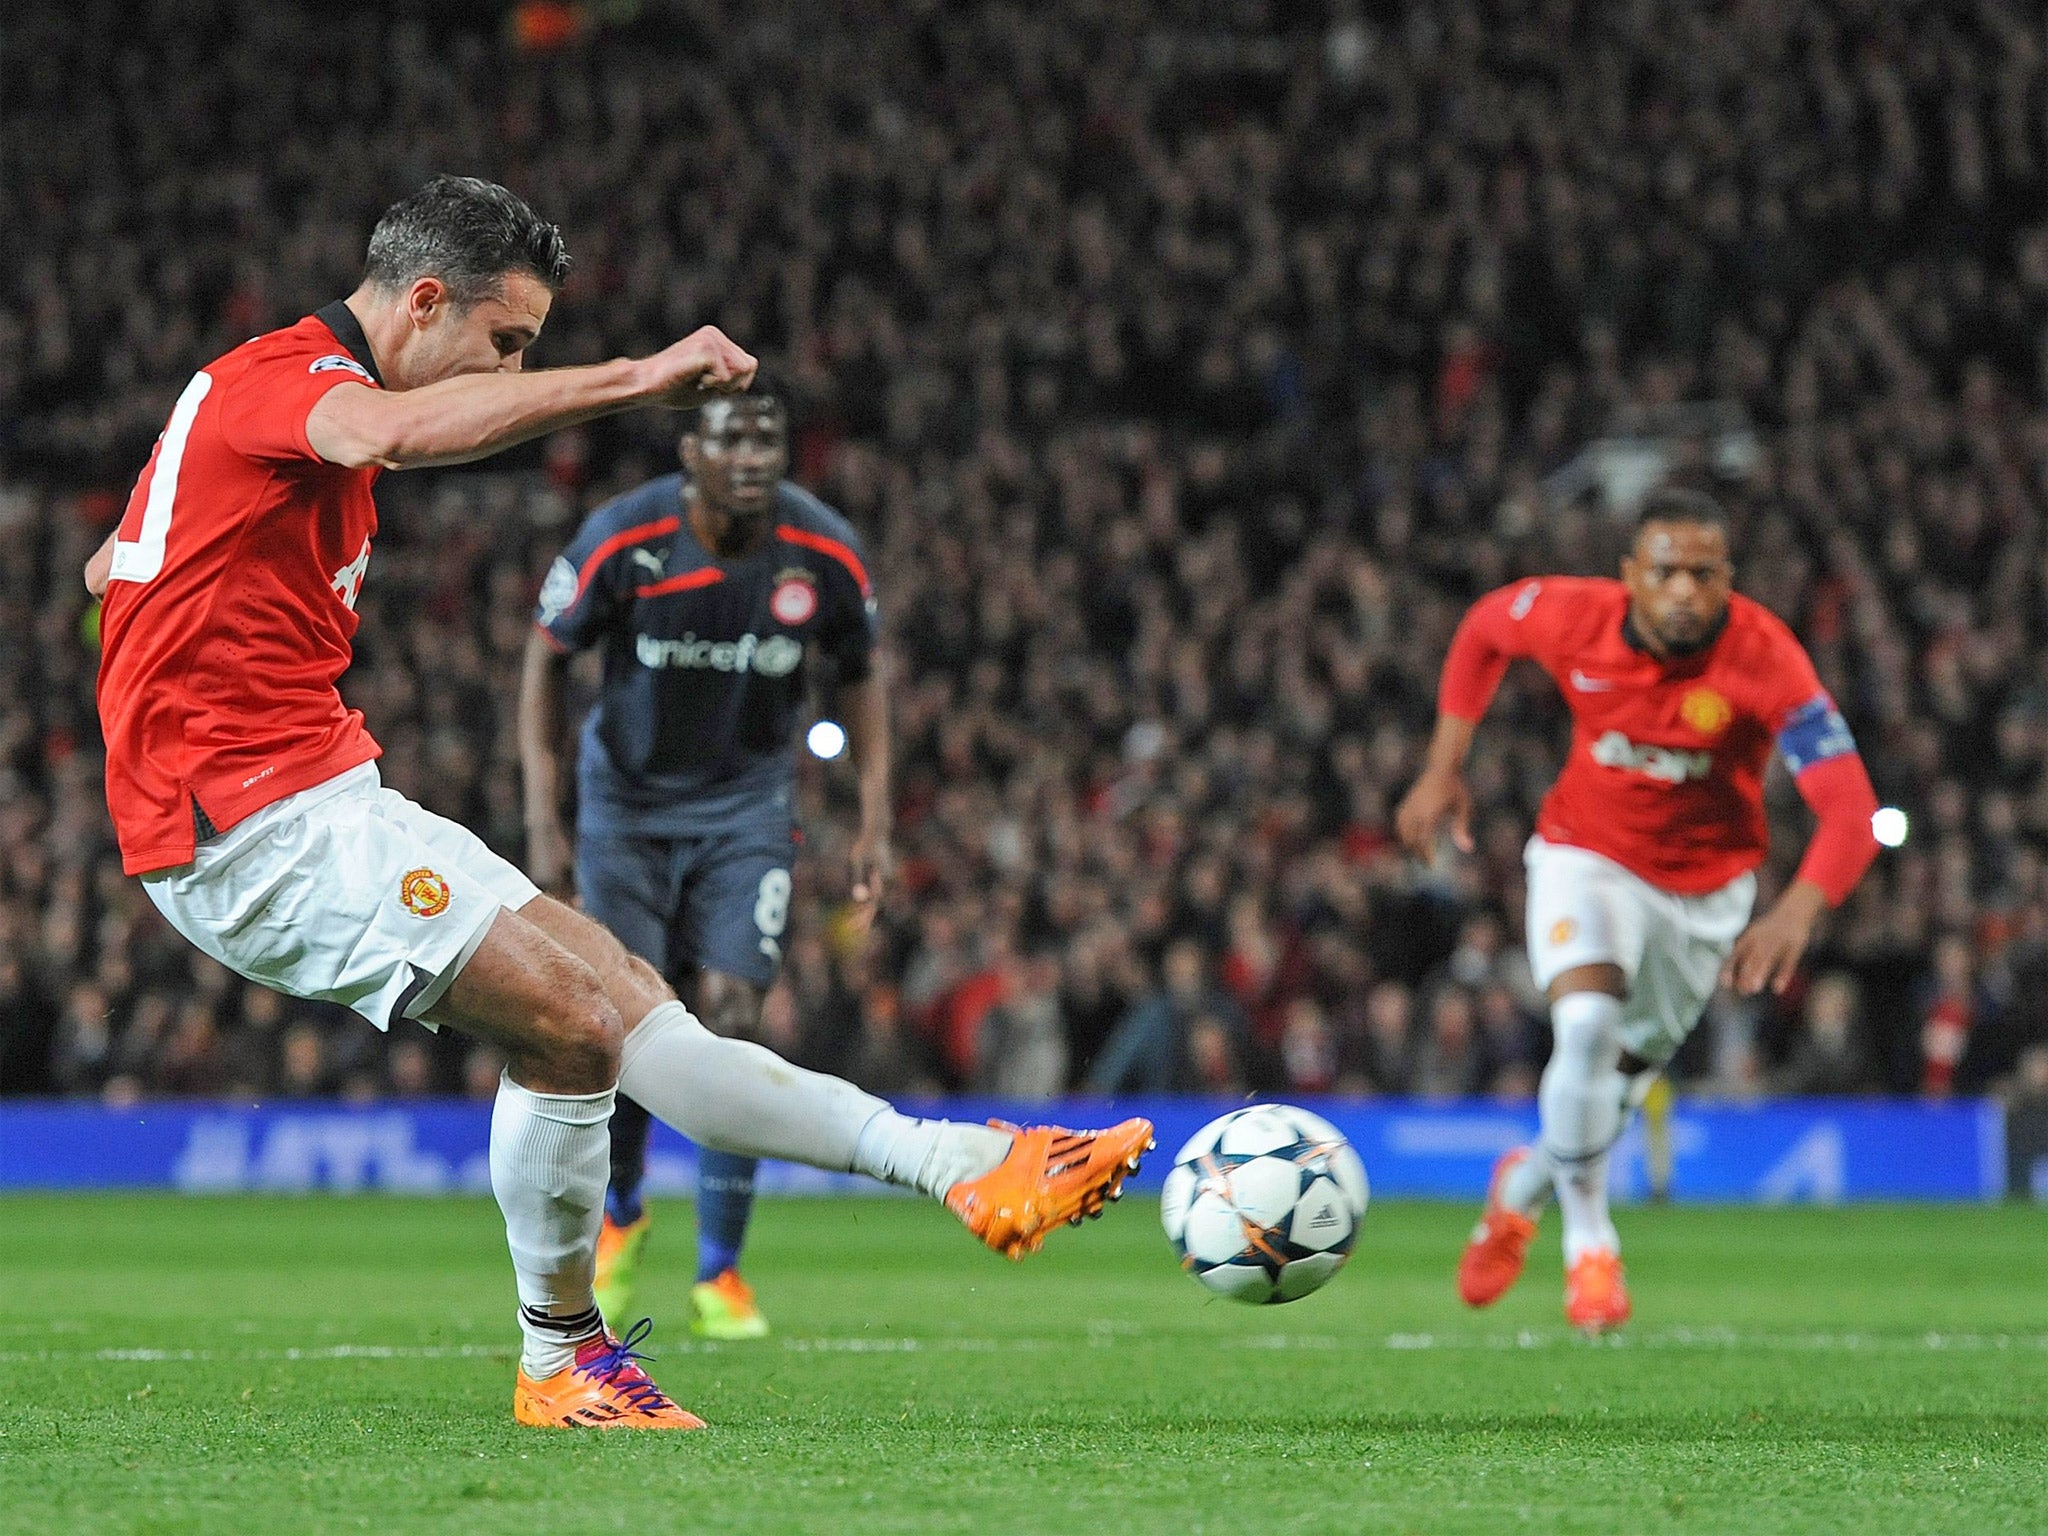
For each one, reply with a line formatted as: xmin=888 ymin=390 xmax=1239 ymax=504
xmin=87 ymin=176 xmax=1151 ymax=1428
xmin=1396 ymin=486 xmax=1881 ymax=1333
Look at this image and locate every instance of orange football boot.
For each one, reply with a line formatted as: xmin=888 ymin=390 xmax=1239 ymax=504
xmin=945 ymin=1118 xmax=1155 ymax=1260
xmin=1458 ymin=1147 xmax=1539 ymax=1307
xmin=513 ymin=1319 xmax=706 ymax=1429
xmin=1564 ymin=1249 xmax=1632 ymax=1334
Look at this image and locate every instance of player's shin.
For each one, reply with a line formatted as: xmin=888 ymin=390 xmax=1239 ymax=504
xmin=490 ymin=1073 xmax=615 ymax=1378
xmin=1539 ymin=991 xmax=1628 ymax=1263
xmin=617 ymin=1001 xmax=1007 ymax=1190
xmin=695 ymin=1150 xmax=757 ymax=1281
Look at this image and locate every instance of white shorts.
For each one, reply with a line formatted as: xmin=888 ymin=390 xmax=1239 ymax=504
xmin=1523 ymin=836 xmax=1755 ymax=1063
xmin=140 ymin=763 xmax=540 ymax=1030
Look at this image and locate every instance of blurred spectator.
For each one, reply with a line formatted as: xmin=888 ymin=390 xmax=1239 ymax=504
xmin=1086 ymin=940 xmax=1250 ymax=1094
xmin=277 ymin=1023 xmax=330 ymax=1100
xmin=1344 ymin=981 xmax=1417 ymax=1096
xmin=1278 ymin=996 xmax=1338 ymax=1094
xmin=1774 ymin=973 xmax=1870 ymax=1096
xmin=1919 ymin=935 xmax=1991 ymax=1099
xmin=1410 ymin=986 xmax=1490 ymax=1102
xmin=975 ymin=952 xmax=1069 ymax=1099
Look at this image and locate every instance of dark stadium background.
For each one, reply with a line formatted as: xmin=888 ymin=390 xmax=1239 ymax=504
xmin=4 ymin=0 xmax=2048 ymax=1138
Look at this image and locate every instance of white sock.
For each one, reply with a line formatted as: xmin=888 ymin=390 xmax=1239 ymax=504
xmin=1499 ymin=1144 xmax=1555 ymax=1215
xmin=489 ymin=1073 xmax=614 ymax=1379
xmin=851 ymin=1110 xmax=1011 ymax=1198
xmin=617 ymin=1001 xmax=891 ymax=1171
xmin=1540 ymin=991 xmax=1627 ymax=1265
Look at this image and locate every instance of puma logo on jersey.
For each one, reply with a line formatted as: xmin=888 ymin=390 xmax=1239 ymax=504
xmin=630 ymin=549 xmax=666 ymax=577
xmin=1589 ymin=730 xmax=1712 ymax=784
xmin=330 ymin=537 xmax=371 ymax=611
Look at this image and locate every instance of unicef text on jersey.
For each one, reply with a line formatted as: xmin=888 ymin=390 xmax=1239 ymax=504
xmin=635 ymin=631 xmax=804 ymax=675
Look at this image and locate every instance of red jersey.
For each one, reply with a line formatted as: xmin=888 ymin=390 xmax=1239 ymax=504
xmin=1440 ymin=577 xmax=1875 ymax=898
xmin=97 ymin=304 xmax=385 ymax=874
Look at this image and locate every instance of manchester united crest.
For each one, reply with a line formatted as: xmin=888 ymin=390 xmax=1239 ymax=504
xmin=770 ymin=569 xmax=818 ymax=626
xmin=399 ymin=867 xmax=452 ymax=919
xmin=1679 ymin=686 xmax=1733 ymax=738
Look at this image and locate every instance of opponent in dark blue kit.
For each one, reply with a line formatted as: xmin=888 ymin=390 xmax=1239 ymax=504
xmin=520 ymin=386 xmax=892 ymax=1338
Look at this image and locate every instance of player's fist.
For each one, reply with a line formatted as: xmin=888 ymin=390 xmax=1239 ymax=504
xmin=642 ymin=327 xmax=758 ymax=409
xmin=1721 ymin=881 xmax=1827 ymax=996
xmin=847 ymin=828 xmax=894 ymax=934
xmin=1395 ymin=766 xmax=1473 ymax=863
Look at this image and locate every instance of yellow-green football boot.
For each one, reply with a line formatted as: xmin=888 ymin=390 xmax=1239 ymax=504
xmin=689 ymin=1269 xmax=770 ymax=1341
xmin=592 ymin=1212 xmax=651 ymax=1327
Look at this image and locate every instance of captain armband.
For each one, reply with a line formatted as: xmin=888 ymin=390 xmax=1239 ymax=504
xmin=1776 ymin=696 xmax=1857 ymax=775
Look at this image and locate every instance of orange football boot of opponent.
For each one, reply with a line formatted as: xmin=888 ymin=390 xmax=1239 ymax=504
xmin=513 ymin=1319 xmax=706 ymax=1430
xmin=1564 ymin=1249 xmax=1632 ymax=1334
xmin=945 ymin=1118 xmax=1155 ymax=1260
xmin=1457 ymin=1147 xmax=1540 ymax=1307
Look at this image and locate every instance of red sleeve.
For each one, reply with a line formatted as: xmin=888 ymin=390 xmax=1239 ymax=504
xmin=1791 ymin=753 xmax=1881 ymax=907
xmin=217 ymin=343 xmax=380 ymax=465
xmin=1439 ymin=580 xmax=1548 ymax=720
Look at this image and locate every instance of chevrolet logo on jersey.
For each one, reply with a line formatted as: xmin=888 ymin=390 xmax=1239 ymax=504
xmin=1589 ymin=730 xmax=1713 ymax=784
xmin=636 ymin=631 xmax=803 ymax=675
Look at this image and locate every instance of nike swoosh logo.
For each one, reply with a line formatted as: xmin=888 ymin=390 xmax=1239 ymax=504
xmin=1570 ymin=670 xmax=1618 ymax=692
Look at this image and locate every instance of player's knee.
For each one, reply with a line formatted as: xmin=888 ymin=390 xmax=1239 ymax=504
xmin=622 ymin=951 xmax=669 ymax=1006
xmin=535 ymin=955 xmax=624 ymax=1088
xmin=1548 ymin=991 xmax=1624 ymax=1074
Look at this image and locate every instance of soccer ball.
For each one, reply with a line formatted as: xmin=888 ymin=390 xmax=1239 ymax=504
xmin=1160 ymin=1104 xmax=1370 ymax=1305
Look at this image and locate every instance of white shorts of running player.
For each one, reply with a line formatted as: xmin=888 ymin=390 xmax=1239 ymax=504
xmin=1524 ymin=836 xmax=1756 ymax=1064
xmin=140 ymin=763 xmax=540 ymax=1030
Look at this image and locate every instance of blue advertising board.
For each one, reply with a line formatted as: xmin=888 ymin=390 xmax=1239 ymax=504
xmin=0 ymin=1096 xmax=2005 ymax=1202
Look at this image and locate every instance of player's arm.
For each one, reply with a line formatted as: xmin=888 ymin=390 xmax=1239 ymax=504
xmin=840 ymin=656 xmax=894 ymax=924
xmin=1722 ymin=695 xmax=1881 ymax=995
xmin=517 ymin=629 xmax=577 ymax=895
xmin=1395 ymin=583 xmax=1542 ymax=860
xmin=305 ymin=327 xmax=756 ymax=470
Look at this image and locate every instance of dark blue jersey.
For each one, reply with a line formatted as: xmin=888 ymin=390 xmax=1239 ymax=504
xmin=536 ymin=474 xmax=878 ymax=838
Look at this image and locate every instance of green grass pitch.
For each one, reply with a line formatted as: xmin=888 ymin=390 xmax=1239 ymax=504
xmin=1 ymin=1194 xmax=2044 ymax=1535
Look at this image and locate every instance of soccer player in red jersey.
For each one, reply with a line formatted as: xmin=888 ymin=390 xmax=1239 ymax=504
xmin=1396 ymin=486 xmax=1881 ymax=1332
xmin=87 ymin=176 xmax=1151 ymax=1428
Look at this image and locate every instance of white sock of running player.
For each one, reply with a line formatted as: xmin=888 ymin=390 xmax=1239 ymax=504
xmin=1539 ymin=990 xmax=1628 ymax=1264
xmin=1499 ymin=1144 xmax=1556 ymax=1215
xmin=489 ymin=1073 xmax=614 ymax=1380
xmin=617 ymin=1002 xmax=1005 ymax=1193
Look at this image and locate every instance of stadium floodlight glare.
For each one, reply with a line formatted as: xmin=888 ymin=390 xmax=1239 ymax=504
xmin=806 ymin=719 xmax=848 ymax=760
xmin=1872 ymin=806 xmax=1908 ymax=848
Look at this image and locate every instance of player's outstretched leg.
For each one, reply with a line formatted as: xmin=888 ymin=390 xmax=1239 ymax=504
xmin=434 ymin=911 xmax=703 ymax=1429
xmin=593 ymin=1096 xmax=655 ymax=1327
xmin=691 ymin=1151 xmax=768 ymax=1339
xmin=1541 ymin=990 xmax=1633 ymax=1334
xmin=623 ymin=1001 xmax=1153 ymax=1260
xmin=520 ymin=896 xmax=1154 ymax=1260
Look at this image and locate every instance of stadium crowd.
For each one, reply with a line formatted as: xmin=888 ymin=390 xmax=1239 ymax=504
xmin=5 ymin=0 xmax=2048 ymax=1106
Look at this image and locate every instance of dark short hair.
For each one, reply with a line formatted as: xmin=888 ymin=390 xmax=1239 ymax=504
xmin=1634 ymin=484 xmax=1730 ymax=536
xmin=361 ymin=175 xmax=571 ymax=305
